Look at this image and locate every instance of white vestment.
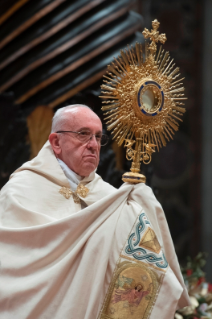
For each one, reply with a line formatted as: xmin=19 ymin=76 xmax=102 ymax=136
xmin=0 ymin=141 xmax=190 ymax=319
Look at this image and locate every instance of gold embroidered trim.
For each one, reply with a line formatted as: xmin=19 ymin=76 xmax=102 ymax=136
xmin=120 ymin=255 xmax=166 ymax=273
xmin=59 ymin=184 xmax=89 ymax=203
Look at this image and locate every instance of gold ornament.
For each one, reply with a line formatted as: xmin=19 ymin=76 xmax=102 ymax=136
xmin=139 ymin=228 xmax=161 ymax=254
xmin=59 ymin=187 xmax=72 ymax=199
xmin=59 ymin=184 xmax=89 ymax=203
xmin=100 ymin=19 xmax=186 ymax=184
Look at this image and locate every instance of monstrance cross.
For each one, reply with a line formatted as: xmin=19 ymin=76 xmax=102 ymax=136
xmin=142 ymin=19 xmax=167 ymax=55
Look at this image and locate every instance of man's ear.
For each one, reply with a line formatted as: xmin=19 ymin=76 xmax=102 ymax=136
xmin=49 ymin=133 xmax=61 ymax=155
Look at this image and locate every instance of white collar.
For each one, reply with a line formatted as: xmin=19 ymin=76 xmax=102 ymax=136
xmin=57 ymin=158 xmax=95 ymax=191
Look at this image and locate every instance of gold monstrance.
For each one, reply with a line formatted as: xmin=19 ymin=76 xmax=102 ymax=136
xmin=100 ymin=19 xmax=186 ymax=184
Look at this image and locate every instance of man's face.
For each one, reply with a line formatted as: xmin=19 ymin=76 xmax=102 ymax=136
xmin=137 ymin=284 xmax=143 ymax=291
xmin=50 ymin=107 xmax=102 ymax=177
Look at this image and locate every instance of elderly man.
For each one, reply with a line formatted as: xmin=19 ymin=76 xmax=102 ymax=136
xmin=0 ymin=105 xmax=189 ymax=319
xmin=49 ymin=105 xmax=105 ymax=182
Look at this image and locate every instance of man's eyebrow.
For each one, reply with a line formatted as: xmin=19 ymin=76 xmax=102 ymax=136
xmin=77 ymin=127 xmax=102 ymax=133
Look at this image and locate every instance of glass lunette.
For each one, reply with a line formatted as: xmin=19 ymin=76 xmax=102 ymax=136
xmin=56 ymin=130 xmax=109 ymax=146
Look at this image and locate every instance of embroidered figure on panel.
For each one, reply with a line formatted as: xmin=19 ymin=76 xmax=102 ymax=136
xmin=100 ymin=262 xmax=160 ymax=319
xmin=111 ymin=281 xmax=150 ymax=308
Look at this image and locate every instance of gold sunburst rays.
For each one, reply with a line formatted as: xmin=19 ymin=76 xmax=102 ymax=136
xmin=100 ymin=19 xmax=186 ymax=184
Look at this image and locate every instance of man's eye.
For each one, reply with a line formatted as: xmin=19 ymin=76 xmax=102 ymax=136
xmin=80 ymin=131 xmax=90 ymax=136
xmin=95 ymin=135 xmax=102 ymax=140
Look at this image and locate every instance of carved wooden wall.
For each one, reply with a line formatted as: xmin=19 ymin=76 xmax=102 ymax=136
xmin=0 ymin=0 xmax=144 ymax=108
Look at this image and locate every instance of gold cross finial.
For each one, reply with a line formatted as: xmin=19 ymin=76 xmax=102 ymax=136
xmin=142 ymin=19 xmax=167 ymax=55
xmin=142 ymin=19 xmax=167 ymax=44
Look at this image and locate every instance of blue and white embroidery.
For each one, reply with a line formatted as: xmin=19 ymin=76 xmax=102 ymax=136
xmin=123 ymin=212 xmax=168 ymax=270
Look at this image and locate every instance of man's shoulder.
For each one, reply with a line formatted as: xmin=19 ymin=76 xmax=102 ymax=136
xmin=93 ymin=173 xmax=117 ymax=192
xmin=81 ymin=173 xmax=117 ymax=205
xmin=9 ymin=168 xmax=50 ymax=185
xmin=0 ymin=169 xmax=49 ymax=197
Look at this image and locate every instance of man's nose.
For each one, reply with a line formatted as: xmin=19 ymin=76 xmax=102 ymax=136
xmin=87 ymin=135 xmax=99 ymax=148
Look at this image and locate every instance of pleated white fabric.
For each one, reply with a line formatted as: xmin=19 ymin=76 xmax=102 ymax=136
xmin=0 ymin=141 xmax=190 ymax=319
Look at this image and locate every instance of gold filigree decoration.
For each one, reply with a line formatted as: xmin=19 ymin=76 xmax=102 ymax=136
xmin=59 ymin=187 xmax=72 ymax=199
xmin=77 ymin=184 xmax=89 ymax=198
xmin=99 ymin=19 xmax=186 ymax=184
xmin=139 ymin=228 xmax=161 ymax=254
xmin=59 ymin=184 xmax=89 ymax=203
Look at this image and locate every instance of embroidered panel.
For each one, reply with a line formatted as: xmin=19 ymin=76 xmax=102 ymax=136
xmin=99 ymin=211 xmax=168 ymax=319
xmin=99 ymin=260 xmax=163 ymax=319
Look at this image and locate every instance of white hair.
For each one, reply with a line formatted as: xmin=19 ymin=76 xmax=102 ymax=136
xmin=51 ymin=104 xmax=92 ymax=133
